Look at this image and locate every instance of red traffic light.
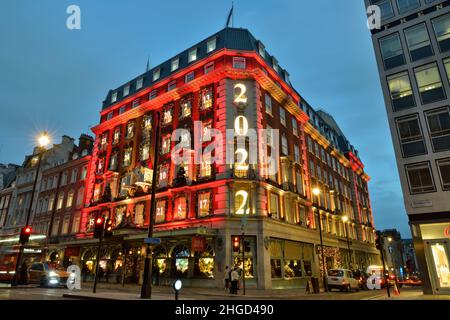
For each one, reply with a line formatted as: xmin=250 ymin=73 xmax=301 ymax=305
xmin=24 ymin=226 xmax=32 ymax=234
xmin=95 ymin=217 xmax=104 ymax=225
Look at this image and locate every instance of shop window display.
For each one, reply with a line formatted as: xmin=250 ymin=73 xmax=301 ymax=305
xmin=170 ymin=245 xmax=190 ymax=278
xmin=194 ymin=245 xmax=215 ymax=278
xmin=153 ymin=246 xmax=169 ymax=277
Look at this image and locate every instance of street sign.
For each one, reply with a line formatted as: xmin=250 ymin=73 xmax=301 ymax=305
xmin=144 ymin=237 xmax=161 ymax=245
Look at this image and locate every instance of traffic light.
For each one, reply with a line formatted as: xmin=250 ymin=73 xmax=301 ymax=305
xmin=104 ymin=218 xmax=113 ymax=238
xmin=19 ymin=226 xmax=32 ymax=244
xmin=93 ymin=216 xmax=105 ymax=238
xmin=232 ymin=236 xmax=240 ymax=252
xmin=375 ymin=231 xmax=382 ymax=250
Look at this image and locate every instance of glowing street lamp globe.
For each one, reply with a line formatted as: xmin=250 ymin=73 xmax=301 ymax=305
xmin=342 ymin=216 xmax=349 ymax=223
xmin=312 ymin=188 xmax=321 ymax=196
xmin=37 ymin=132 xmax=50 ymax=148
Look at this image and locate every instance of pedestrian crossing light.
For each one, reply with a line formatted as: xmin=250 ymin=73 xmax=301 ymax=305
xmin=233 ymin=236 xmax=240 ymax=252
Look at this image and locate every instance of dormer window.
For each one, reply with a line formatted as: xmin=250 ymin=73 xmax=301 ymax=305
xmin=171 ymin=57 xmax=179 ymax=72
xmin=207 ymin=37 xmax=216 ymax=53
xmin=136 ymin=77 xmax=144 ymax=90
xmin=258 ymin=41 xmax=265 ymax=58
xmin=152 ymin=68 xmax=160 ymax=81
xmin=188 ymin=48 xmax=197 ymax=62
xmin=272 ymin=57 xmax=279 ymax=72
xmin=123 ymin=85 xmax=130 ymax=96
xmin=111 ymin=92 xmax=118 ymax=103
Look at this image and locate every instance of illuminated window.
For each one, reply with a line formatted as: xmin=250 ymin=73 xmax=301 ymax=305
xmin=152 ymin=200 xmax=166 ymax=224
xmin=200 ymin=153 xmax=212 ymax=178
xmin=57 ymin=193 xmax=65 ymax=210
xmin=198 ymin=191 xmax=211 ymax=217
xmin=123 ymin=147 xmax=132 ymax=167
xmin=48 ymin=196 xmax=55 ymax=212
xmin=294 ymin=145 xmax=300 ymax=164
xmin=180 ymin=96 xmax=192 ymax=118
xmin=233 ymin=57 xmax=246 ymax=69
xmin=207 ymin=37 xmax=216 ymax=53
xmin=126 ymin=121 xmax=134 ymax=139
xmin=414 ymin=63 xmax=445 ymax=104
xmin=188 ymin=48 xmax=197 ymax=62
xmin=387 ymin=72 xmax=415 ymax=111
xmin=200 ymin=87 xmax=213 ymax=110
xmin=113 ymin=127 xmax=120 ymax=144
xmin=202 ymin=120 xmax=212 ymax=142
xmin=158 ymin=164 xmax=169 ymax=187
xmin=109 ymin=153 xmax=118 ymax=171
xmin=269 ymin=193 xmax=279 ymax=219
xmin=171 ymin=245 xmax=189 ymax=277
xmin=140 ymin=143 xmax=150 ymax=161
xmin=173 ymin=196 xmax=187 ymax=220
xmin=153 ymin=68 xmax=160 ymax=81
xmin=161 ymin=135 xmax=171 ymax=155
xmin=76 ymin=187 xmax=84 ymax=207
xmin=72 ymin=214 xmax=81 ymax=234
xmin=292 ymin=118 xmax=298 ymax=136
xmin=143 ymin=114 xmax=152 ymax=130
xmin=163 ymin=106 xmax=173 ymax=125
xmin=171 ymin=57 xmax=179 ymax=72
xmin=266 ymin=125 xmax=273 ymax=146
xmin=296 ymin=172 xmax=303 ymax=195
xmin=66 ymin=190 xmax=74 ymax=208
xmin=235 ymin=190 xmax=249 ymax=215
xmin=281 ymin=135 xmax=288 ymax=155
xmin=96 ymin=158 xmax=104 ymax=174
xmin=134 ymin=202 xmax=145 ymax=226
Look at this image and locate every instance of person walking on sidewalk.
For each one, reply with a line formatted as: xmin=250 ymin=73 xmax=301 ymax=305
xmin=224 ymin=266 xmax=231 ymax=291
xmin=230 ymin=266 xmax=240 ymax=294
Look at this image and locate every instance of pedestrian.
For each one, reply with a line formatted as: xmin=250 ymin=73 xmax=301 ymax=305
xmin=82 ymin=263 xmax=89 ymax=282
xmin=224 ymin=266 xmax=231 ymax=291
xmin=19 ymin=262 xmax=28 ymax=285
xmin=230 ymin=266 xmax=240 ymax=295
xmin=98 ymin=266 xmax=104 ymax=282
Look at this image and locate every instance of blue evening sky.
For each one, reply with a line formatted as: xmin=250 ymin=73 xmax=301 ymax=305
xmin=0 ymin=1 xmax=411 ymax=237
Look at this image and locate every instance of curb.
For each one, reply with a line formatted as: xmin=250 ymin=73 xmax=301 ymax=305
xmin=62 ymin=293 xmax=118 ymax=300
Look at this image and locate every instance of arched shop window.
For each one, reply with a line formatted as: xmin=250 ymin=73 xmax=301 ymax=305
xmin=153 ymin=246 xmax=168 ymax=277
xmin=194 ymin=245 xmax=215 ymax=278
xmin=170 ymin=245 xmax=190 ymax=278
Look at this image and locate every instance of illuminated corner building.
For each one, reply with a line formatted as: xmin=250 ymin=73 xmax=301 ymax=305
xmin=77 ymin=27 xmax=378 ymax=289
xmin=365 ymin=0 xmax=450 ymax=294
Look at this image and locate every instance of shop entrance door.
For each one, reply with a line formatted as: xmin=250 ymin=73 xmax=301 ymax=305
xmin=426 ymin=240 xmax=450 ymax=293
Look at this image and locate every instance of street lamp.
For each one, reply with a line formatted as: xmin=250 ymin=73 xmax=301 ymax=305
xmin=12 ymin=131 xmax=50 ymax=286
xmin=342 ymin=216 xmax=353 ymax=269
xmin=312 ymin=187 xmax=328 ymax=292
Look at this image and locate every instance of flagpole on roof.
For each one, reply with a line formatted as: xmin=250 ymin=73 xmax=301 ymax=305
xmin=146 ymin=55 xmax=150 ymax=72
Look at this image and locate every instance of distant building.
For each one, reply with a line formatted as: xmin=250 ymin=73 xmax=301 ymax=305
xmin=365 ymin=0 xmax=450 ymax=294
xmin=0 ymin=164 xmax=19 ymax=229
xmin=380 ymin=229 xmax=405 ymax=278
xmin=402 ymin=238 xmax=419 ymax=275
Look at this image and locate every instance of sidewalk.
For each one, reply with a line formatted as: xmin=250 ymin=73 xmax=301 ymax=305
xmin=62 ymin=282 xmax=322 ymax=300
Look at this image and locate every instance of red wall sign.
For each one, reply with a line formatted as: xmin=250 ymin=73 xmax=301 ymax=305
xmin=65 ymin=247 xmax=80 ymax=257
xmin=191 ymin=236 xmax=206 ymax=253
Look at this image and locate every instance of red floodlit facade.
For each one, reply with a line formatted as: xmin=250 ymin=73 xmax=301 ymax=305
xmin=29 ymin=28 xmax=379 ymax=289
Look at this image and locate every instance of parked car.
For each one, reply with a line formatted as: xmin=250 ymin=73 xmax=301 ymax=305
xmin=0 ymin=266 xmax=15 ymax=282
xmin=327 ymin=269 xmax=360 ymax=292
xmin=28 ymin=262 xmax=69 ymax=287
xmin=398 ymin=275 xmax=422 ymax=288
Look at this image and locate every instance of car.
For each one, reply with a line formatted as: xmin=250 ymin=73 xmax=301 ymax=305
xmin=352 ymin=270 xmax=369 ymax=289
xmin=327 ymin=269 xmax=360 ymax=292
xmin=398 ymin=275 xmax=422 ymax=288
xmin=28 ymin=262 xmax=69 ymax=287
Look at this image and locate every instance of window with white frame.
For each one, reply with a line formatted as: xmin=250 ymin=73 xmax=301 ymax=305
xmin=294 ymin=145 xmax=300 ymax=164
xmin=266 ymin=125 xmax=273 ymax=146
xmin=72 ymin=214 xmax=81 ymax=234
xmin=188 ymin=48 xmax=197 ymax=62
xmin=405 ymin=162 xmax=436 ymax=194
xmin=136 ymin=77 xmax=144 ymax=90
xmin=57 ymin=193 xmax=65 ymax=210
xmin=111 ymin=92 xmax=117 ymax=103
xmin=152 ymin=68 xmax=160 ymax=81
xmin=437 ymin=158 xmax=450 ymax=190
xmin=281 ymin=135 xmax=288 ymax=155
xmin=207 ymin=37 xmax=216 ymax=53
xmin=71 ymin=169 xmax=77 ymax=183
xmin=292 ymin=118 xmax=298 ymax=136
xmin=171 ymin=57 xmax=179 ymax=71
xmin=123 ymin=85 xmax=130 ymax=96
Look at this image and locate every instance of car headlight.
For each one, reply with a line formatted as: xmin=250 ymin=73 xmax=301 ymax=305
xmin=49 ymin=271 xmax=59 ymax=277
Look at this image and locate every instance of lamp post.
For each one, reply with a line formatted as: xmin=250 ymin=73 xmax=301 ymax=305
xmin=141 ymin=112 xmax=160 ymax=299
xmin=342 ymin=216 xmax=353 ymax=269
xmin=312 ymin=187 xmax=327 ymax=293
xmin=12 ymin=132 xmax=50 ymax=286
